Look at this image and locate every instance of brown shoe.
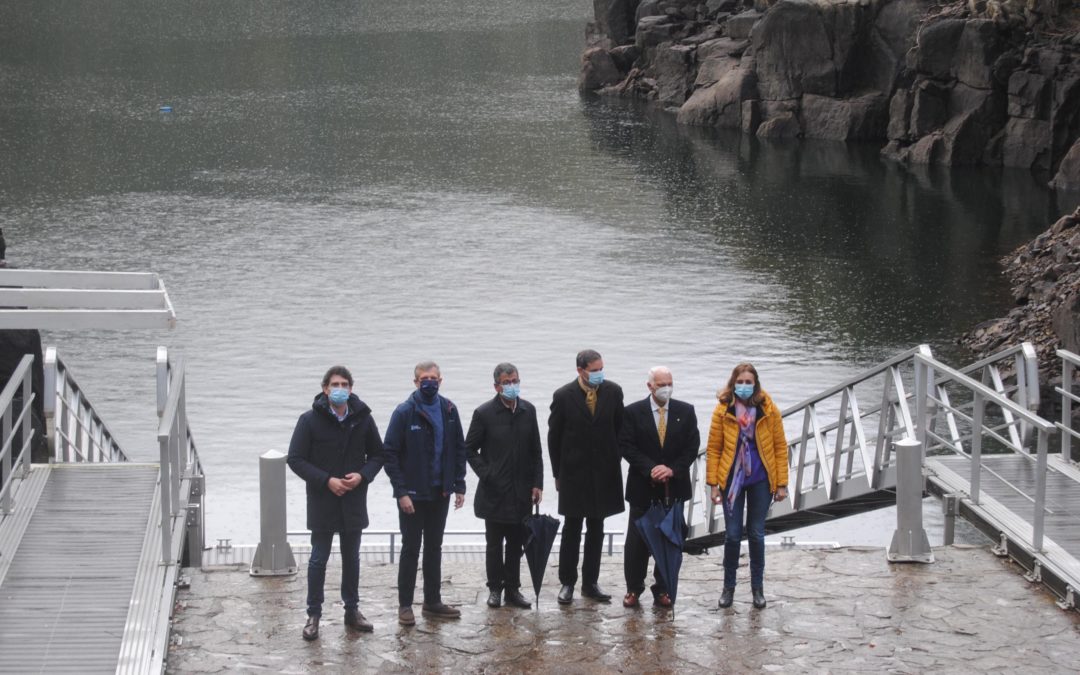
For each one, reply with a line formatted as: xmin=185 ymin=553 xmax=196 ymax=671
xmin=653 ymin=592 xmax=672 ymax=608
xmin=421 ymin=602 xmax=461 ymax=619
xmin=398 ymin=606 xmax=415 ymax=626
xmin=302 ymin=615 xmax=319 ymax=641
xmin=344 ymin=609 xmax=373 ymax=632
xmin=622 ymin=592 xmax=640 ymax=609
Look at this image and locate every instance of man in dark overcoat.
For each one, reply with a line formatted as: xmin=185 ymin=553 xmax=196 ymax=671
xmin=287 ymin=365 xmax=384 ymax=641
xmin=465 ymin=362 xmax=544 ymax=609
xmin=618 ymin=366 xmax=699 ymax=609
xmin=548 ymin=348 xmax=624 ymax=604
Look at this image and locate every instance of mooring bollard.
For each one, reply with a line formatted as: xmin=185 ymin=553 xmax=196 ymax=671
xmin=887 ymin=437 xmax=934 ymax=563
xmin=250 ymin=450 xmax=298 ymax=576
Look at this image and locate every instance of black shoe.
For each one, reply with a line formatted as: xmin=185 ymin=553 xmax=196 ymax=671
xmin=504 ymin=589 xmax=532 ymax=609
xmin=581 ymin=583 xmax=612 ymax=602
xmin=487 ymin=590 xmax=502 ymax=608
xmin=302 ymin=615 xmax=319 ymax=641
xmin=344 ymin=609 xmax=373 ymax=632
xmin=557 ymin=584 xmax=574 ymax=605
xmin=752 ymin=587 xmax=767 ymax=609
xmin=717 ymin=588 xmax=735 ymax=609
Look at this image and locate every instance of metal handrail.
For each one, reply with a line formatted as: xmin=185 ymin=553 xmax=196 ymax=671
xmin=0 ymin=355 xmax=36 ymax=515
xmin=686 ymin=345 xmax=932 ymax=538
xmin=155 ymin=348 xmax=204 ymax=565
xmin=915 ymin=352 xmax=1056 ymax=551
xmin=1057 ymin=349 xmax=1079 ymax=462
xmin=283 ymin=528 xmax=627 ymax=564
xmin=43 ymin=346 xmax=127 ymax=463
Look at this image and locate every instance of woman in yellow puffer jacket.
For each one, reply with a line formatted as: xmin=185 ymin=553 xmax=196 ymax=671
xmin=705 ymin=362 xmax=789 ymax=610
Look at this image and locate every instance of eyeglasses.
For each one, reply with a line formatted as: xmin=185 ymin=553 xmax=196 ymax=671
xmin=498 ymin=379 xmax=520 ymax=386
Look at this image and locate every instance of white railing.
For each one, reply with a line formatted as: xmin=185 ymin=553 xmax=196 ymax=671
xmin=686 ymin=342 xmax=1052 ymax=546
xmin=43 ymin=347 xmax=127 ymax=463
xmin=156 ymin=347 xmax=204 ymax=565
xmin=1058 ymin=349 xmax=1079 ymax=462
xmin=0 ymin=355 xmax=35 ymax=515
xmin=915 ymin=352 xmax=1057 ymax=551
xmin=929 ymin=343 xmax=1041 ymax=458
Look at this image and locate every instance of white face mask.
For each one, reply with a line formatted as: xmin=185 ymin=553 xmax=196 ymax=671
xmin=653 ymin=385 xmax=673 ymax=404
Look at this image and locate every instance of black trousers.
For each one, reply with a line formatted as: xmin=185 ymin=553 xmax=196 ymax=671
xmin=397 ymin=494 xmax=450 ymax=607
xmin=624 ymin=505 xmax=665 ymax=597
xmin=485 ymin=520 xmax=525 ymax=592
xmin=558 ymin=516 xmax=605 ymax=587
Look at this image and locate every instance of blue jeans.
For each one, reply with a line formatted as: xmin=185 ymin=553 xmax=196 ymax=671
xmin=723 ymin=479 xmax=771 ymax=589
xmin=307 ymin=529 xmax=362 ymax=617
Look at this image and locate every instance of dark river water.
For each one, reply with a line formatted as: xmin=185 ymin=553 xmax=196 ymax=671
xmin=0 ymin=0 xmax=1067 ymax=544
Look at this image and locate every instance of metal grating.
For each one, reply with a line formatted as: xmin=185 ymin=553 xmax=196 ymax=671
xmin=0 ymin=464 xmax=157 ymax=673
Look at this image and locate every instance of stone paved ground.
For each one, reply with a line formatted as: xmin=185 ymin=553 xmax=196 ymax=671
xmin=167 ymin=545 xmax=1080 ymax=673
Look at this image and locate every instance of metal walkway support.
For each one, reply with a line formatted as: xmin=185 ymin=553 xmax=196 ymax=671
xmin=887 ymin=438 xmax=933 ymax=563
xmin=251 ymin=450 xmax=298 ymax=576
xmin=0 ymin=346 xmax=206 ymax=672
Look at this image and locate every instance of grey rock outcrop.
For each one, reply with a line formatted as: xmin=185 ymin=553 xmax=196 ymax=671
xmin=578 ymin=0 xmax=1080 ymax=188
xmin=962 ymin=207 xmax=1080 ymax=378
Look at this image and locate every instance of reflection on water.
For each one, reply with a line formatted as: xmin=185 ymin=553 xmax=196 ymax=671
xmin=0 ymin=0 xmax=1063 ymax=543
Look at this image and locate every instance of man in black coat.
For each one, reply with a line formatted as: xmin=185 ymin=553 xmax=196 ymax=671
xmin=548 ymin=348 xmax=624 ymax=605
xmin=465 ymin=362 xmax=544 ymax=610
xmin=287 ymin=365 xmax=384 ymax=641
xmin=618 ymin=366 xmax=699 ymax=609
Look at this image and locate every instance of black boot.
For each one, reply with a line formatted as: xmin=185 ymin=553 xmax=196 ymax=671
xmin=487 ymin=589 xmax=502 ymax=608
xmin=717 ymin=587 xmax=735 ymax=609
xmin=751 ymin=587 xmax=766 ymax=609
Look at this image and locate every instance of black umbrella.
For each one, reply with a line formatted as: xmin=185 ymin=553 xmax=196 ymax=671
xmin=634 ymin=485 xmax=686 ymax=618
xmin=523 ymin=504 xmax=560 ymax=607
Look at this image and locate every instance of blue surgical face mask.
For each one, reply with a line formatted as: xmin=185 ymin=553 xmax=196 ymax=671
xmin=587 ymin=369 xmax=604 ymax=387
xmin=500 ymin=383 xmax=520 ymax=400
xmin=734 ymin=383 xmax=754 ymax=401
xmin=419 ymin=379 xmax=440 ymax=400
xmin=328 ymin=387 xmax=350 ymax=406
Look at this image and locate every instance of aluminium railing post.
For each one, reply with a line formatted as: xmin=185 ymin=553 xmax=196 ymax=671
xmin=250 ymin=450 xmax=297 ymax=576
xmin=915 ymin=357 xmax=927 ymax=447
xmin=171 ymin=378 xmax=184 ymax=513
xmin=159 ymin=432 xmax=173 ymax=564
xmin=156 ymin=346 xmax=169 ymax=417
xmin=2 ymin=401 xmax=11 ymax=514
xmin=970 ymin=392 xmax=984 ymax=505
xmin=20 ymin=373 xmax=32 ymax=477
xmin=1064 ymin=355 xmax=1075 ymax=462
xmin=1033 ymin=430 xmax=1048 ymax=552
xmin=43 ymin=347 xmax=57 ymax=462
xmin=887 ymin=437 xmax=934 ymax=563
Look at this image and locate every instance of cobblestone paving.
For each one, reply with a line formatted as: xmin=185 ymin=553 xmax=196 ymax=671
xmin=167 ymin=545 xmax=1080 ymax=673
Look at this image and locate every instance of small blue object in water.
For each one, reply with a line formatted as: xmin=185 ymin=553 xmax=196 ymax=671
xmin=158 ymin=105 xmax=173 ymax=113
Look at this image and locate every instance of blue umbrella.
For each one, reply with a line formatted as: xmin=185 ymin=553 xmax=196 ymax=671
xmin=523 ymin=505 xmax=560 ymax=606
xmin=634 ymin=486 xmax=686 ymax=618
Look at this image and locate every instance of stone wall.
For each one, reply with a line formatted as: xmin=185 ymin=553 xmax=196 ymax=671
xmin=579 ymin=0 xmax=1080 ymax=185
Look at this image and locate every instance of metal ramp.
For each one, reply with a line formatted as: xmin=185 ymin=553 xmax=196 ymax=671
xmin=0 ymin=464 xmax=158 ymax=673
xmin=0 ymin=346 xmax=204 ymax=673
xmin=686 ymin=343 xmax=1080 ymax=609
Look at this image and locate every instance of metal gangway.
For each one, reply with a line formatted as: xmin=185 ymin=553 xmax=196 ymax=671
xmin=0 ymin=267 xmax=203 ymax=672
xmin=686 ymin=343 xmax=1080 ymax=609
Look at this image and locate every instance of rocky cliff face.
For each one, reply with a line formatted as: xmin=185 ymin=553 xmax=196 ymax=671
xmin=580 ymin=0 xmax=1080 ymax=186
xmin=962 ymin=207 xmax=1080 ymax=384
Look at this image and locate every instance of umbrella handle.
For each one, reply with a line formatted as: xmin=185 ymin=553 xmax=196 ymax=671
xmin=534 ymin=503 xmax=540 ymax=516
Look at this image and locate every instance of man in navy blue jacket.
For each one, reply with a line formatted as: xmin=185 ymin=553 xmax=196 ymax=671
xmin=383 ymin=360 xmax=468 ymax=626
xmin=287 ymin=366 xmax=384 ymax=641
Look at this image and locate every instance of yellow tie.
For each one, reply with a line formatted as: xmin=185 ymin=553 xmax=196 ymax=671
xmin=658 ymin=407 xmax=667 ymax=447
xmin=585 ymin=388 xmax=597 ymax=416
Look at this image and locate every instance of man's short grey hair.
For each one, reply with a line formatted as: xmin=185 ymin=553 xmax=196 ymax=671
xmin=576 ymin=349 xmax=602 ymax=370
xmin=493 ymin=362 xmax=518 ymax=383
xmin=647 ymin=366 xmax=672 ymax=384
xmin=414 ymin=360 xmax=441 ymax=379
